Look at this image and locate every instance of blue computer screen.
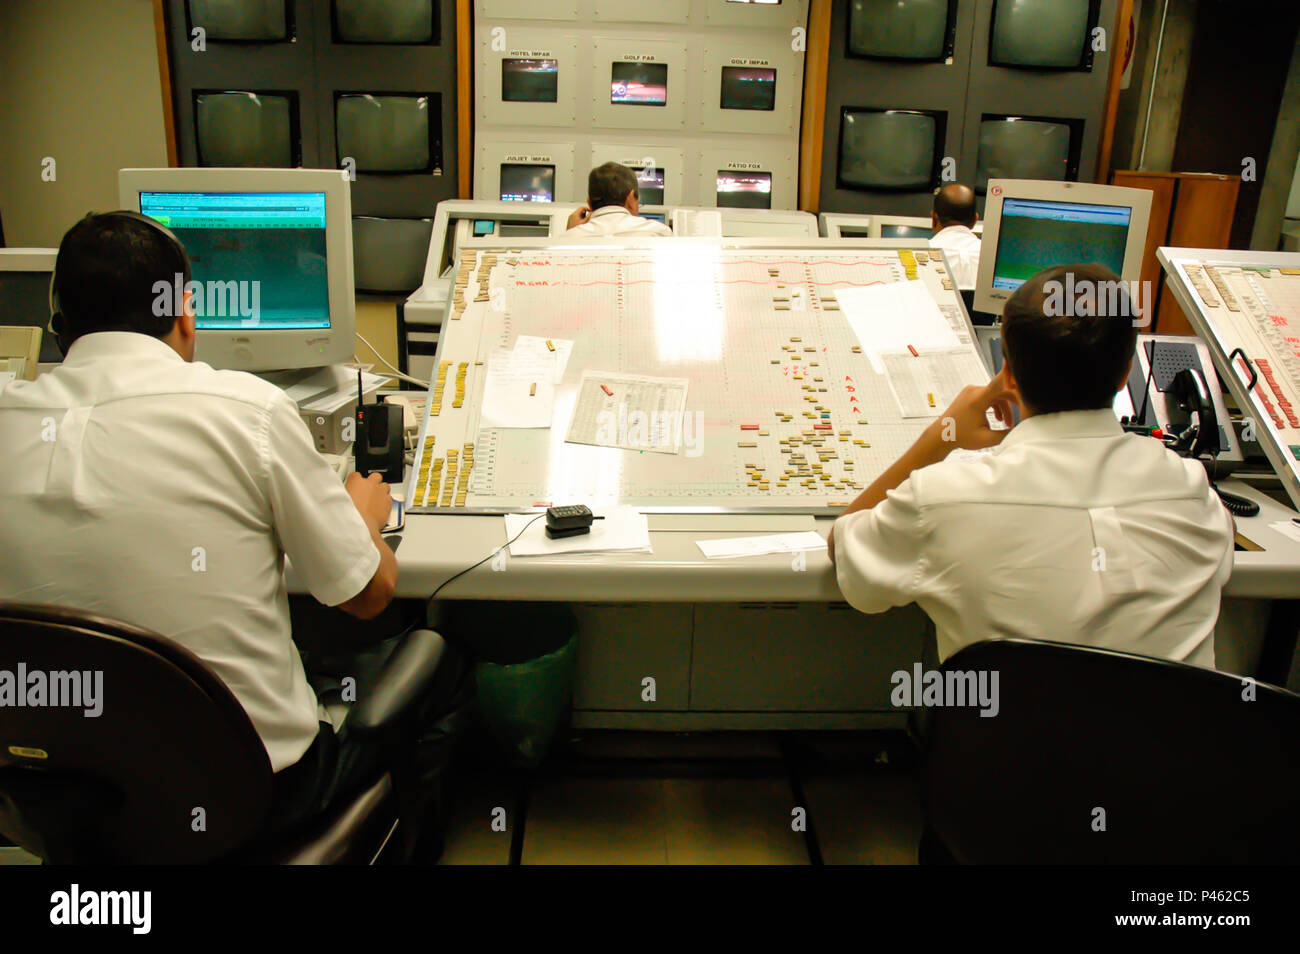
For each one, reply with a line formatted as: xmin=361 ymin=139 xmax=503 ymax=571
xmin=139 ymin=191 xmax=330 ymax=331
xmin=992 ymin=198 xmax=1131 ymax=292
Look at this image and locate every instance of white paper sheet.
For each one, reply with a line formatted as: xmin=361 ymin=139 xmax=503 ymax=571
xmin=480 ymin=348 xmax=556 ymax=428
xmin=696 ymin=530 xmax=828 ymax=559
xmin=506 ymin=506 xmax=652 ymax=556
xmin=1268 ymin=520 xmax=1300 ymax=545
xmin=514 ymin=335 xmax=574 ymax=383
xmin=837 ymin=281 xmax=961 ymax=374
xmin=882 ymin=347 xmax=989 ymax=419
xmin=565 ymin=370 xmax=690 ymax=454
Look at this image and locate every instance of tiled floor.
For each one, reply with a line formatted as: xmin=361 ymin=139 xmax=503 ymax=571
xmin=0 ymin=731 xmax=924 ymax=866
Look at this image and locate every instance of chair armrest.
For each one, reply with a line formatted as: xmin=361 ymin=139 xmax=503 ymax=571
xmin=347 ymin=628 xmax=448 ymax=735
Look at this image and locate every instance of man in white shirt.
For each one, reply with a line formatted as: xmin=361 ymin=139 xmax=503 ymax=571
xmin=929 ymin=183 xmax=982 ymax=291
xmin=0 ymin=212 xmax=464 ymax=852
xmin=830 ymin=264 xmax=1234 ymax=669
xmin=565 ymin=162 xmax=674 ymax=237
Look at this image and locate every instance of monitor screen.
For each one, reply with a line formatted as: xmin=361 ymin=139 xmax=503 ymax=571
xmin=0 ymin=273 xmax=61 ymax=363
xmin=335 ymin=93 xmax=438 ymax=174
xmin=502 ymin=58 xmax=559 ymax=103
xmin=848 ymin=0 xmax=954 ymax=61
xmin=989 ymin=0 xmax=1093 ymax=70
xmin=195 ymin=91 xmax=298 ymax=167
xmin=838 ymin=108 xmax=942 ymax=191
xmin=717 ymin=170 xmax=772 ymax=209
xmin=333 ymin=0 xmax=437 ymax=44
xmin=642 ymin=212 xmax=667 ymax=223
xmin=352 ymin=216 xmax=433 ymax=294
xmin=139 ymin=191 xmax=330 ymax=331
xmin=881 ymin=223 xmax=932 ymax=240
xmin=975 ymin=116 xmax=1077 ymax=191
xmin=500 ymin=164 xmax=555 ymax=202
xmin=611 ymin=62 xmax=668 ymax=106
xmin=634 ymin=167 xmax=665 ymax=205
xmin=720 ymin=67 xmax=776 ymax=111
xmin=990 ymin=197 xmax=1131 ymax=293
xmin=187 ymin=0 xmax=290 ymax=42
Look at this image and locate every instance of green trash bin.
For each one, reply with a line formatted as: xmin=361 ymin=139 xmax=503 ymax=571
xmin=433 ymin=601 xmax=577 ymax=768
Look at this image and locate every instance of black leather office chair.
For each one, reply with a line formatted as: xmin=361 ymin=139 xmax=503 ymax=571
xmin=0 ymin=601 xmax=452 ymax=864
xmin=920 ymin=638 xmax=1300 ymax=864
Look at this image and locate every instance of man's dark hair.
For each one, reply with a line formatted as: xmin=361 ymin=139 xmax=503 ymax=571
xmin=53 ymin=212 xmax=190 ymax=341
xmin=587 ymin=162 xmax=639 ymax=211
xmin=1001 ymin=264 xmax=1139 ymax=415
xmin=933 ymin=184 xmax=977 ymax=229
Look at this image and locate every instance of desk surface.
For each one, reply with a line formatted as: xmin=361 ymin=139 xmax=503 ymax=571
xmin=287 ymin=476 xmax=1300 ymax=602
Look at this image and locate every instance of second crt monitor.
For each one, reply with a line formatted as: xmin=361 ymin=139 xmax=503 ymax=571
xmin=974 ymin=179 xmax=1152 ymax=318
xmin=118 ymin=167 xmax=356 ymax=372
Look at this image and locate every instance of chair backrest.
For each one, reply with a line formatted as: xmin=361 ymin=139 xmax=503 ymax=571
xmin=922 ymin=638 xmax=1300 ymax=864
xmin=0 ymin=601 xmax=272 ymax=863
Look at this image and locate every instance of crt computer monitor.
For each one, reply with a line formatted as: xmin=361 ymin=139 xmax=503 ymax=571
xmin=989 ymin=0 xmax=1096 ymax=71
xmin=187 ymin=0 xmax=291 ymax=41
xmin=194 ymin=91 xmax=299 ymax=168
xmin=502 ymin=58 xmax=559 ymax=103
xmin=611 ymin=62 xmax=668 ymax=106
xmin=333 ymin=0 xmax=437 ymax=44
xmin=847 ymin=0 xmax=956 ymax=62
xmin=973 ymin=179 xmax=1153 ymax=317
xmin=838 ymin=108 xmax=944 ymax=192
xmin=717 ymin=171 xmax=772 ymax=210
xmin=975 ymin=115 xmax=1081 ymax=192
xmin=720 ymin=67 xmax=776 ymax=111
xmin=118 ymin=167 xmax=356 ymax=372
xmin=500 ymin=164 xmax=556 ymax=203
xmin=335 ymin=93 xmax=438 ymax=174
xmin=634 ymin=167 xmax=665 ymax=205
xmin=0 ymin=249 xmax=62 ymax=364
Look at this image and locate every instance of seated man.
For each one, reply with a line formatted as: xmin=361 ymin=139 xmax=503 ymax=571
xmin=929 ymin=183 xmax=981 ymax=291
xmin=0 ymin=212 xmax=465 ymax=855
xmin=566 ymin=161 xmax=674 ymax=236
xmin=829 ymin=264 xmax=1234 ymax=668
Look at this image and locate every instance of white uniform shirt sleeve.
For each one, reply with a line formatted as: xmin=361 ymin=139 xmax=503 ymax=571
xmin=833 ymin=476 xmax=929 ymax=614
xmin=263 ymin=393 xmax=381 ymax=607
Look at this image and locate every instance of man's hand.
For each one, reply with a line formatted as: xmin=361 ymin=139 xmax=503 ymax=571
xmin=928 ymin=367 xmax=1020 ymax=454
xmin=345 ymin=471 xmax=392 ymax=532
xmin=567 ymin=205 xmax=592 ymax=229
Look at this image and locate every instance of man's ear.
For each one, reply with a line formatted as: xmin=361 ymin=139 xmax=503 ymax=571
xmin=626 ymin=189 xmax=639 ymax=214
xmin=931 ymin=212 xmax=940 ymax=231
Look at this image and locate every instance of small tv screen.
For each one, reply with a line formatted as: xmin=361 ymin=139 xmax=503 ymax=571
xmin=333 ymin=0 xmax=436 ymax=44
xmin=187 ymin=0 xmax=290 ymax=42
xmin=642 ymin=212 xmax=667 ymax=223
xmin=989 ymin=0 xmax=1093 ymax=70
xmin=881 ymin=223 xmax=932 ymax=240
xmin=975 ymin=116 xmax=1077 ymax=191
xmin=195 ymin=91 xmax=298 ymax=167
xmin=838 ymin=108 xmax=942 ymax=191
xmin=848 ymin=0 xmax=953 ymax=61
xmin=500 ymin=164 xmax=555 ymax=203
xmin=352 ymin=216 xmax=434 ymax=294
xmin=720 ymin=67 xmax=776 ymax=111
xmin=0 ymin=273 xmax=63 ymax=362
xmin=635 ymin=167 xmax=665 ymax=205
xmin=502 ymin=58 xmax=558 ymax=103
xmin=717 ymin=170 xmax=772 ymax=210
xmin=991 ymin=198 xmax=1131 ymax=293
xmin=611 ymin=62 xmax=668 ymax=106
xmin=335 ymin=93 xmax=438 ymax=174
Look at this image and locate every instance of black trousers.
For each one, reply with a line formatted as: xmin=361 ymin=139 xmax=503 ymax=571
xmin=264 ymin=631 xmax=474 ymax=860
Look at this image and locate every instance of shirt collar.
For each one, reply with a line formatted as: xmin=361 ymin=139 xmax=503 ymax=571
xmin=62 ymin=331 xmax=186 ymax=367
xmin=589 ymin=206 xmax=631 ymax=220
xmin=932 ymin=224 xmax=976 ymax=242
xmin=999 ymin=408 xmax=1124 ymax=449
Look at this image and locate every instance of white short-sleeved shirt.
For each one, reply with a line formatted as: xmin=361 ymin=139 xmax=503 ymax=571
xmin=834 ymin=409 xmax=1235 ymax=668
xmin=0 ymin=332 xmax=380 ymax=771
xmin=566 ymin=205 xmax=673 ymax=237
xmin=929 ymin=224 xmax=982 ymax=291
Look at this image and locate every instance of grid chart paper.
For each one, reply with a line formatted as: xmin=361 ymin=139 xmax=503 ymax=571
xmin=1167 ymin=255 xmax=1300 ymax=511
xmin=405 ymin=243 xmax=988 ymax=513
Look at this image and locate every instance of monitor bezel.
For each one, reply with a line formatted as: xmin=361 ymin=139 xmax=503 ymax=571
xmin=500 ymin=57 xmax=561 ymax=104
xmin=836 ymin=106 xmax=948 ymax=194
xmin=609 ymin=61 xmax=670 ymax=107
xmin=192 ymin=89 xmax=303 ymax=168
xmin=499 ymin=162 xmax=557 ymax=203
xmin=973 ymin=178 xmax=1153 ymax=317
xmin=184 ymin=0 xmax=294 ymax=44
xmin=987 ymin=0 xmax=1101 ymax=73
xmin=719 ymin=65 xmax=778 ymax=112
xmin=330 ymin=0 xmax=441 ymax=46
xmin=975 ymin=113 xmax=1086 ymax=194
xmin=845 ymin=0 xmax=959 ymax=65
xmin=118 ymin=167 xmax=357 ymax=373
